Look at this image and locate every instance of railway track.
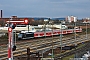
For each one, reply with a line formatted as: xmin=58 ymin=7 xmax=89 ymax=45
xmin=0 ymin=34 xmax=90 ymax=60
xmin=54 ymin=40 xmax=90 ymax=60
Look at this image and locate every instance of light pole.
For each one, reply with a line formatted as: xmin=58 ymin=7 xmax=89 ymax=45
xmin=74 ymin=21 xmax=77 ymax=58
xmin=52 ymin=23 xmax=54 ymax=58
xmin=74 ymin=17 xmax=77 ymax=43
xmin=85 ymin=20 xmax=88 ymax=39
xmin=60 ymin=22 xmax=62 ymax=59
xmin=49 ymin=20 xmax=54 ymax=58
xmin=41 ymin=19 xmax=48 ymax=59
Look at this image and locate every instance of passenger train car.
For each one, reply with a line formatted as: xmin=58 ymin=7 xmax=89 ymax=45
xmin=18 ymin=28 xmax=82 ymax=40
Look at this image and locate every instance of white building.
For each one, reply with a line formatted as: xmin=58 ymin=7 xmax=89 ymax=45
xmin=66 ymin=16 xmax=77 ymax=23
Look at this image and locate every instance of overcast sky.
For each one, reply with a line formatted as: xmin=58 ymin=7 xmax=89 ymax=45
xmin=0 ymin=0 xmax=90 ymax=18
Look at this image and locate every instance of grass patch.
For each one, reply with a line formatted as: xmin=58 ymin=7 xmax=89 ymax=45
xmin=76 ymin=43 xmax=85 ymax=49
xmin=62 ymin=54 xmax=74 ymax=60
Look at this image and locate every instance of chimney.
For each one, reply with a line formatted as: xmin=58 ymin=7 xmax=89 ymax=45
xmin=1 ymin=10 xmax=2 ymax=18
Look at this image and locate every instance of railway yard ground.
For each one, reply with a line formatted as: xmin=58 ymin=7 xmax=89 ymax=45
xmin=1 ymin=38 xmax=90 ymax=60
xmin=10 ymin=43 xmax=89 ymax=60
xmin=0 ymin=27 xmax=90 ymax=60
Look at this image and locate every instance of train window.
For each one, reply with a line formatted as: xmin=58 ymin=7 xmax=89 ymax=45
xmin=26 ymin=32 xmax=33 ymax=34
xmin=18 ymin=34 xmax=22 ymax=36
xmin=18 ymin=34 xmax=23 ymax=38
xmin=21 ymin=33 xmax=26 ymax=38
xmin=18 ymin=33 xmax=25 ymax=37
xmin=26 ymin=33 xmax=34 ymax=37
xmin=26 ymin=34 xmax=29 ymax=37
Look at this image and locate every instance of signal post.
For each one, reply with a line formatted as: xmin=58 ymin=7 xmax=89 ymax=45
xmin=8 ymin=27 xmax=13 ymax=60
xmin=7 ymin=18 xmax=28 ymax=60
